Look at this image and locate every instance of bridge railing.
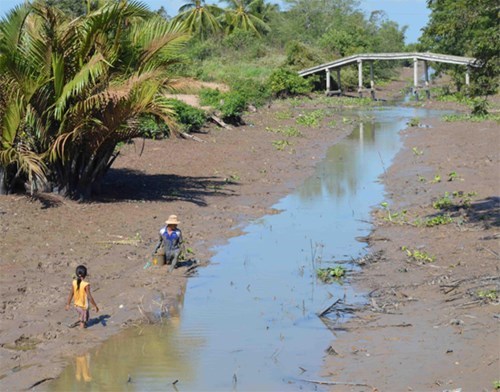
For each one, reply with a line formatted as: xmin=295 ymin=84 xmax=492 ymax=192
xmin=298 ymin=52 xmax=478 ymax=99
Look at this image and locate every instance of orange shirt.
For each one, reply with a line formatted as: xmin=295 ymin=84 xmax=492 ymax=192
xmin=72 ymin=280 xmax=89 ymax=309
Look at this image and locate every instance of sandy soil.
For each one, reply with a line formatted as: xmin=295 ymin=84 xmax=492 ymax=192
xmin=0 ymin=70 xmax=498 ymax=391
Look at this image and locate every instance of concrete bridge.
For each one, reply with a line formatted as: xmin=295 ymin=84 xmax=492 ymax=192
xmin=298 ymin=52 xmax=479 ymax=99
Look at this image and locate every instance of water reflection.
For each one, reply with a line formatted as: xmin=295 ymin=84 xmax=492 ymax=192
xmin=49 ymin=107 xmax=448 ymax=391
xmin=297 ymin=118 xmax=397 ymax=203
xmin=75 ymin=354 xmax=92 ymax=383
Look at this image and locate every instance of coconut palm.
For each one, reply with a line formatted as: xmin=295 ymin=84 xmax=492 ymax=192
xmin=220 ymin=0 xmax=270 ymax=36
xmin=246 ymin=0 xmax=279 ymax=23
xmin=0 ymin=1 xmax=190 ymax=199
xmin=173 ymin=0 xmax=222 ymax=38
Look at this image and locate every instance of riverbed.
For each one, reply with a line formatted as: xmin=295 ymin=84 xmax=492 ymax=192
xmin=48 ymin=106 xmax=451 ymax=391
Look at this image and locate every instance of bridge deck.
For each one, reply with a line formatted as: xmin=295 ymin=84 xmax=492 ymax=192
xmin=298 ymin=52 xmax=478 ymax=77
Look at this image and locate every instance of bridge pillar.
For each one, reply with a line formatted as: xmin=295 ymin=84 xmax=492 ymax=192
xmin=337 ymin=68 xmax=342 ymax=95
xmin=358 ymin=59 xmax=363 ymax=97
xmin=413 ymin=57 xmax=419 ymax=101
xmin=465 ymin=66 xmax=470 ymax=96
xmin=326 ymin=68 xmax=331 ymax=94
xmin=370 ymin=61 xmax=375 ymax=100
xmin=424 ymin=60 xmax=430 ymax=99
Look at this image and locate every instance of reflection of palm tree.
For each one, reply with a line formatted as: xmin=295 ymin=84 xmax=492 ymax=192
xmin=174 ymin=0 xmax=223 ymax=38
xmin=221 ymin=0 xmax=270 ymax=36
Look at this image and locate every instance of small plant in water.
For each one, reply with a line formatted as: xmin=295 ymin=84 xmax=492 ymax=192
xmin=417 ymin=174 xmax=426 ymax=182
xmin=407 ymin=117 xmax=420 ymax=127
xmin=401 ymin=246 xmax=435 ymax=263
xmin=317 ymin=266 xmax=346 ymax=283
xmin=493 ymin=380 xmax=500 ymax=390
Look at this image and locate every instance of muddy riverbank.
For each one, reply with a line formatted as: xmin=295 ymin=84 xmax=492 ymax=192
xmin=322 ymin=111 xmax=499 ymax=391
xmin=1 ymin=75 xmax=498 ymax=390
xmin=0 ymin=97 xmax=356 ymax=390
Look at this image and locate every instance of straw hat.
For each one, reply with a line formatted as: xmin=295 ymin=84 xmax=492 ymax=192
xmin=165 ymin=215 xmax=180 ymax=225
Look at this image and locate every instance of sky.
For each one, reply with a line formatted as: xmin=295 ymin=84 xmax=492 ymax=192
xmin=0 ymin=0 xmax=430 ymax=44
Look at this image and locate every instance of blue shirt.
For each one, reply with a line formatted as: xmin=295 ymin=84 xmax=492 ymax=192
xmin=158 ymin=226 xmax=183 ymax=252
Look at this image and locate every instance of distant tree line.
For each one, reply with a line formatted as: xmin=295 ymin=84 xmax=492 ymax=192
xmin=1 ymin=0 xmax=496 ymax=199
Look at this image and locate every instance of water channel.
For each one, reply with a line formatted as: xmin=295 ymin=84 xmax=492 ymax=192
xmin=49 ymin=106 xmax=447 ymax=391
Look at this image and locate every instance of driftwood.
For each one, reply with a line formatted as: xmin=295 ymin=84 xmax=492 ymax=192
xmin=179 ymin=132 xmax=206 ymax=143
xmin=209 ymin=115 xmax=232 ymax=130
xmin=318 ymin=299 xmax=341 ymax=317
xmin=26 ymin=377 xmax=55 ymax=390
xmin=301 ymin=378 xmax=376 ymax=389
xmin=329 ymin=322 xmax=412 ymax=332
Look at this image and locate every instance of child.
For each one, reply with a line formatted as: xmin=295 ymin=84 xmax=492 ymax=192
xmin=65 ymin=265 xmax=99 ymax=328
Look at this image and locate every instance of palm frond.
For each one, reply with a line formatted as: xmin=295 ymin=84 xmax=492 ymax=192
xmin=54 ymin=52 xmax=108 ymax=120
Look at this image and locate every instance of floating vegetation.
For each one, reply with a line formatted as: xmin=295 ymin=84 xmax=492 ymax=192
xmin=316 ymin=266 xmax=346 ymax=283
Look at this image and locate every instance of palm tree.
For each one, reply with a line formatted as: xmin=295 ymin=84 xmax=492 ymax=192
xmin=0 ymin=1 xmax=190 ymax=199
xmin=246 ymin=0 xmax=279 ymax=23
xmin=221 ymin=0 xmax=270 ymax=36
xmin=173 ymin=0 xmax=223 ymax=38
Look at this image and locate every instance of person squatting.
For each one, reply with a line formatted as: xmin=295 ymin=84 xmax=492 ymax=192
xmin=153 ymin=214 xmax=183 ymax=272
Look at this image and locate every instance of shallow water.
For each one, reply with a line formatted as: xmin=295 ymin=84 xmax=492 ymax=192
xmin=49 ymin=106 xmax=447 ymax=391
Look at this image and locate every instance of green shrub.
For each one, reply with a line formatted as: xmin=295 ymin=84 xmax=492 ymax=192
xmin=138 ymin=114 xmax=168 ymax=139
xmin=285 ymin=40 xmax=325 ymax=70
xmin=219 ymin=91 xmax=247 ymax=123
xmin=199 ymin=88 xmax=248 ymax=123
xmin=268 ymin=68 xmax=312 ymax=98
xmin=138 ymin=100 xmax=206 ymax=138
xmin=199 ymin=88 xmax=223 ymax=107
xmin=168 ymin=99 xmax=207 ymax=133
xmin=229 ymin=78 xmax=271 ymax=107
xmin=222 ymin=29 xmax=263 ymax=56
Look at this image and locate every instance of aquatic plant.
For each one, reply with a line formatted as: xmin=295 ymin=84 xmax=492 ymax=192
xmin=316 ymin=266 xmax=346 ymax=283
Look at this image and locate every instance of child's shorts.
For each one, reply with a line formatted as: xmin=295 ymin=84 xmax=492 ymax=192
xmin=75 ymin=306 xmax=89 ymax=322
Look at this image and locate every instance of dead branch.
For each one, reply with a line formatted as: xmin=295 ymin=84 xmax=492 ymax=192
xmin=209 ymin=115 xmax=232 ymax=130
xmin=180 ymin=132 xmax=206 ymax=143
xmin=481 ymin=246 xmax=499 ymax=258
xmin=26 ymin=377 xmax=55 ymax=390
xmin=318 ymin=299 xmax=341 ymax=317
xmin=329 ymin=322 xmax=412 ymax=331
xmin=301 ymin=378 xmax=376 ymax=389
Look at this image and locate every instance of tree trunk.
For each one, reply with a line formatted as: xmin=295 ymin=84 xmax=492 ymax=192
xmin=0 ymin=167 xmax=7 ymax=195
